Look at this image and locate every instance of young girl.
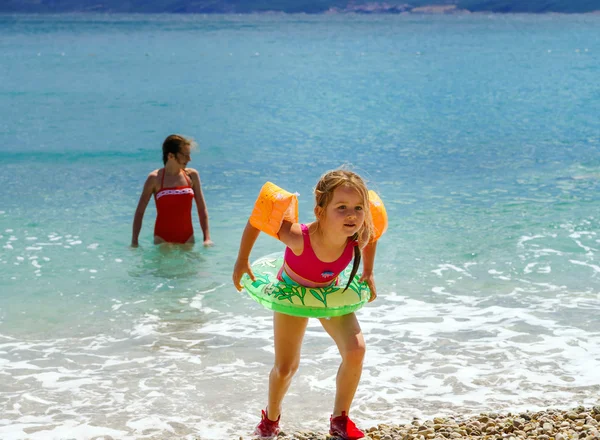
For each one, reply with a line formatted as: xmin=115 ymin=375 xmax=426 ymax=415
xmin=131 ymin=134 xmax=213 ymax=247
xmin=232 ymin=169 xmax=378 ymax=440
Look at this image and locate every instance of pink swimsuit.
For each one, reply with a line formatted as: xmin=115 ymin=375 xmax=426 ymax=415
xmin=278 ymin=224 xmax=357 ymax=287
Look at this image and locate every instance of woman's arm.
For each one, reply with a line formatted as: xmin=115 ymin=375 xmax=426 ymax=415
xmin=131 ymin=173 xmax=156 ymax=247
xmin=359 ymin=240 xmax=378 ymax=302
xmin=188 ymin=169 xmax=212 ymax=246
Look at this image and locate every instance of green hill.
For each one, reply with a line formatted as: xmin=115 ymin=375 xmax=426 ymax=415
xmin=1 ymin=0 xmax=599 ymax=13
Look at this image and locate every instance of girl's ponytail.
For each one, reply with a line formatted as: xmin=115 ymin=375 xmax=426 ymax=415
xmin=343 ymin=233 xmax=361 ymax=291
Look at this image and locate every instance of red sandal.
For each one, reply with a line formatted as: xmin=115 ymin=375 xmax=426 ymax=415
xmin=330 ymin=411 xmax=365 ymax=440
xmin=254 ymin=409 xmax=280 ymax=438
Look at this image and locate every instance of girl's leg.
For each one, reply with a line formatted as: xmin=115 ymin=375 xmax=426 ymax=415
xmin=267 ymin=312 xmax=308 ymax=420
xmin=319 ymin=313 xmax=365 ymax=416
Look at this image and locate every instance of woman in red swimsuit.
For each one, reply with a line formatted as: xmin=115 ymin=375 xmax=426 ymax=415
xmin=131 ymin=134 xmax=212 ymax=247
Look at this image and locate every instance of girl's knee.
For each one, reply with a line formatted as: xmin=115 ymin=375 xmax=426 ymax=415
xmin=272 ymin=362 xmax=300 ymax=379
xmin=342 ymin=342 xmax=366 ymax=365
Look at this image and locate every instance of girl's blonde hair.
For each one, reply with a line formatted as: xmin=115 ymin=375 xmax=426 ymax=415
xmin=314 ymin=169 xmax=374 ymax=290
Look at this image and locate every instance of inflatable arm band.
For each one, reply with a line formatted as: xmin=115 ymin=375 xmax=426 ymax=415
xmin=369 ymin=190 xmax=388 ymax=243
xmin=249 ymin=182 xmax=299 ymax=238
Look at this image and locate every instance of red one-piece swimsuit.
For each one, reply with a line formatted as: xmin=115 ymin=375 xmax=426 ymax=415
xmin=153 ymin=169 xmax=195 ymax=243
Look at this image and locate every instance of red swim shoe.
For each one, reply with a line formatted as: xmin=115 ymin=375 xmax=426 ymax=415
xmin=329 ymin=411 xmax=365 ymax=440
xmin=254 ymin=409 xmax=280 ymax=439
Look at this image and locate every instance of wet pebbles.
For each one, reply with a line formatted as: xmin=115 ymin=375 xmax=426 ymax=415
xmin=240 ymin=405 xmax=600 ymax=440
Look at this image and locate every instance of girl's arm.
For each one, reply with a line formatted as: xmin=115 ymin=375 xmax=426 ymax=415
xmin=232 ymin=221 xmax=261 ymax=291
xmin=131 ymin=173 xmax=156 ymax=247
xmin=232 ymin=219 xmax=303 ymax=291
xmin=188 ymin=169 xmax=212 ymax=246
xmin=275 ymin=220 xmax=303 ymax=254
xmin=359 ymin=240 xmax=378 ymax=302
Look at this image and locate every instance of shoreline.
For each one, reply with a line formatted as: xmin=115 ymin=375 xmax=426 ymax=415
xmin=237 ymin=405 xmax=600 ymax=440
xmin=2 ymin=11 xmax=600 ymax=15
xmin=2 ymin=7 xmax=600 ymax=15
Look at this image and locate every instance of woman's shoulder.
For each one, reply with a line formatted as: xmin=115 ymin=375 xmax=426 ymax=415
xmin=145 ymin=169 xmax=162 ymax=183
xmin=141 ymin=169 xmax=161 ymax=192
xmin=184 ymin=168 xmax=201 ymax=181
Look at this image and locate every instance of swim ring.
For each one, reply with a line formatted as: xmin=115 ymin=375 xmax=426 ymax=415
xmin=241 ymin=253 xmax=371 ymax=318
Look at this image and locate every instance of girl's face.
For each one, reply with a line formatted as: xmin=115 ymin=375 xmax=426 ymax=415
xmin=321 ymin=185 xmax=366 ymax=237
xmin=169 ymin=144 xmax=192 ymax=168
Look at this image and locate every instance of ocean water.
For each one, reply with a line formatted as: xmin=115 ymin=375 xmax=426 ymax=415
xmin=1 ymin=12 xmax=599 ymax=440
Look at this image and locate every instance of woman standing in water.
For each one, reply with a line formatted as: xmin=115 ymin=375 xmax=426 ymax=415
xmin=131 ymin=134 xmax=213 ymax=247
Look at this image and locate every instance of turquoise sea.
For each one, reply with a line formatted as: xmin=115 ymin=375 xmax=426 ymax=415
xmin=1 ymin=13 xmax=599 ymax=440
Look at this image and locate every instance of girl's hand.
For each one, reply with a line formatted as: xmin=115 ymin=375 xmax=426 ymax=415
xmin=232 ymin=258 xmax=255 ymax=291
xmin=359 ymin=272 xmax=377 ymax=302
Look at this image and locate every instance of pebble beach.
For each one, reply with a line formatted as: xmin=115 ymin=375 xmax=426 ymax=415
xmin=244 ymin=406 xmax=600 ymax=440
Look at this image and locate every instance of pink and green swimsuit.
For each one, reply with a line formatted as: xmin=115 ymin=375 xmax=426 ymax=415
xmin=278 ymin=224 xmax=357 ymax=288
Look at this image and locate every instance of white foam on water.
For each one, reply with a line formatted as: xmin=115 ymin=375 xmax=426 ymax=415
xmin=0 ymin=281 xmax=598 ymax=439
xmin=432 ymin=264 xmax=474 ymax=278
xmin=569 ymin=259 xmax=600 ymax=275
xmin=2 ymin=421 xmax=129 ymax=440
xmin=431 ymin=286 xmax=451 ymax=295
xmin=1 ymin=219 xmax=599 ymax=439
xmin=22 ymin=393 xmax=53 ymax=405
xmin=524 ymin=262 xmax=538 ymax=273
xmin=517 ymin=235 xmax=545 ymax=247
xmin=130 ymin=314 xmax=160 ymax=339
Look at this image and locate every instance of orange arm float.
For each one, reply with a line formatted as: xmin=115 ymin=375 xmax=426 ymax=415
xmin=249 ymin=182 xmax=299 ymax=239
xmin=369 ymin=190 xmax=388 ymax=242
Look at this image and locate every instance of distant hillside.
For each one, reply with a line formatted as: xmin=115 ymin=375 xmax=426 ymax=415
xmin=458 ymin=0 xmax=600 ymax=13
xmin=1 ymin=0 xmax=599 ymax=13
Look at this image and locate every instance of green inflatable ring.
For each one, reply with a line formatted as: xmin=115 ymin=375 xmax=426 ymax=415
xmin=241 ymin=253 xmax=371 ymax=318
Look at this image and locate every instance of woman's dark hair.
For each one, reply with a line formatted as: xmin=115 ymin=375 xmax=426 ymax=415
xmin=162 ymin=134 xmax=193 ymax=165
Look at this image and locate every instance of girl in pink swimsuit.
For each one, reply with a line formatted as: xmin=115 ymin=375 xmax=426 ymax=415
xmin=131 ymin=134 xmax=212 ymax=247
xmin=233 ymin=170 xmax=379 ymax=440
